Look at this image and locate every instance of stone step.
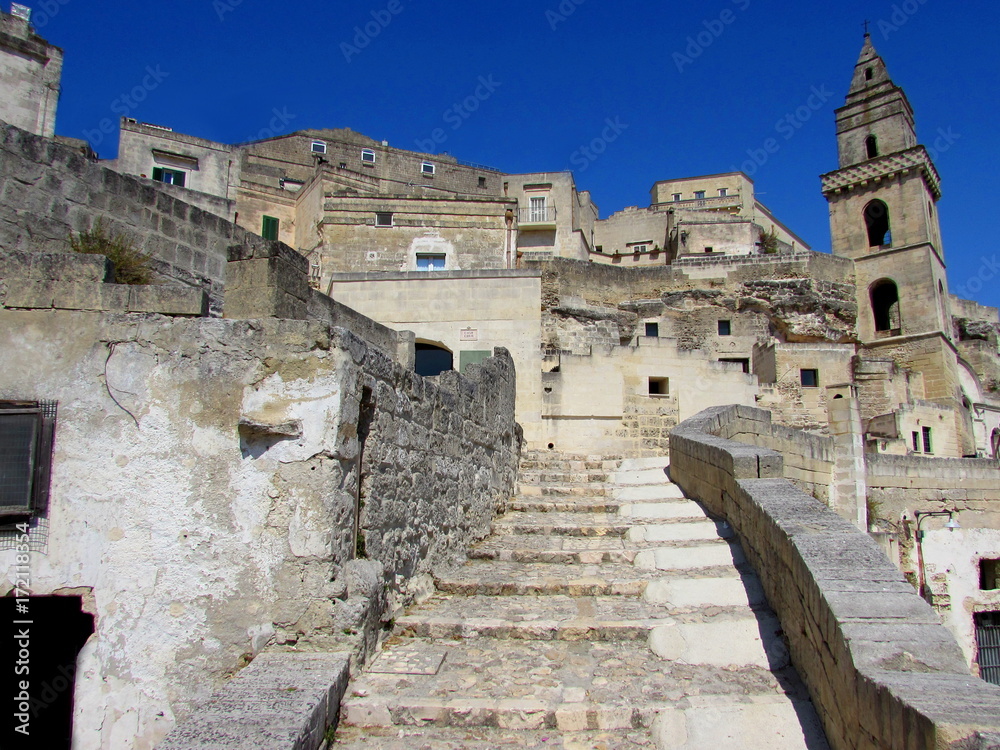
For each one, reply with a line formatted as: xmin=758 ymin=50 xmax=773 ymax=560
xmin=518 ymin=484 xmax=612 ymax=498
xmin=626 ymin=520 xmax=732 ymax=544
xmin=491 ymin=512 xmax=631 ymax=537
xmin=614 ymin=484 xmax=686 ymax=502
xmin=509 ymin=497 xmax=625 ymax=514
xmin=612 ymin=467 xmax=672 ymax=486
xmin=333 ymin=725 xmax=654 ymax=748
xmin=633 ymin=542 xmax=746 ymax=572
xmin=434 ymin=561 xmax=654 ymax=596
xmin=618 ymin=501 xmax=706 ymax=521
xmin=469 ymin=535 xmax=735 ymax=566
xmin=617 ymin=456 xmax=670 ymax=472
xmin=518 ymin=470 xmax=612 ymax=484
xmin=394 ymin=594 xmax=762 ymax=642
xmin=340 ymin=638 xmax=791 ymax=731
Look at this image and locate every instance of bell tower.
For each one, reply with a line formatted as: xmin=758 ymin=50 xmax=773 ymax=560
xmin=821 ymin=33 xmax=950 ymax=342
xmin=822 ymin=35 xmax=972 ymax=456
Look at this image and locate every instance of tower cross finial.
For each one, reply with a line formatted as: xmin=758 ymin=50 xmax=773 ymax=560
xmin=863 ymin=19 xmax=871 ymax=36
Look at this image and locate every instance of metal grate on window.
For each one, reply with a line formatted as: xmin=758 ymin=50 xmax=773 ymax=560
xmin=976 ymin=611 xmax=1000 ymax=686
xmin=0 ymin=411 xmax=39 ymax=515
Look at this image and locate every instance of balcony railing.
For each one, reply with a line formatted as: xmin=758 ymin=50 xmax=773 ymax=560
xmin=518 ymin=207 xmax=557 ymax=224
xmin=653 ymin=195 xmax=742 ymax=211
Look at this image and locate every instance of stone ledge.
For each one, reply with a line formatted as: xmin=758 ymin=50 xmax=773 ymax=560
xmin=2 ymin=279 xmax=207 ymax=316
xmin=156 ymin=652 xmax=350 ymax=750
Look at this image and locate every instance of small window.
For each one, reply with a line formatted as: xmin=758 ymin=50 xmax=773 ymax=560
xmin=865 ymin=135 xmax=879 ymax=159
xmin=339 ymin=162 xmax=347 ymax=169
xmin=704 ymin=246 xmax=714 ymax=254
xmin=0 ymin=402 xmax=56 ymax=520
xmin=718 ymin=320 xmax=732 ymax=336
xmin=922 ymin=426 xmax=933 ymax=454
xmin=311 ymin=141 xmax=327 ymax=154
xmin=595 ymin=245 xmax=604 ymax=253
xmin=912 ymin=431 xmax=921 ymax=452
xmin=648 ymin=377 xmax=669 ymax=396
xmin=981 ymin=559 xmax=1000 ymax=591
xmin=672 ymin=193 xmax=682 ymax=202
xmin=645 ymin=322 xmax=659 ymax=337
xmin=694 ymin=191 xmax=706 ymax=200
xmin=152 ymin=167 xmax=185 ymax=187
xmin=361 ymin=149 xmax=376 ymax=165
xmin=375 ymin=212 xmax=393 ymax=227
xmin=631 ymin=244 xmax=648 ymax=254
xmin=421 ymin=162 xmax=436 ymax=176
xmin=865 ymin=67 xmax=874 ymax=81
xmin=416 ymin=254 xmax=446 ymax=271
xmin=261 ymin=216 xmax=279 ymax=241
xmin=719 ymin=188 xmax=728 ymax=197
xmin=478 ymin=176 xmax=487 ymax=188
xmin=800 ymin=369 xmax=819 ymax=388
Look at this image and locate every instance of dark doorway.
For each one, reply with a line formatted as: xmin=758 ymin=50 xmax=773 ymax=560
xmin=871 ymin=280 xmax=901 ymax=333
xmin=1 ymin=596 xmax=94 ymax=749
xmin=864 ymin=200 xmax=892 ymax=247
xmin=414 ymin=343 xmax=453 ymax=377
xmin=975 ymin=611 xmax=1000 ymax=686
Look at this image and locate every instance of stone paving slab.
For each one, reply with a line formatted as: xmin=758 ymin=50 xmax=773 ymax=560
xmin=333 ymin=725 xmax=653 ymax=748
xmin=342 ymin=638 xmax=792 ymax=727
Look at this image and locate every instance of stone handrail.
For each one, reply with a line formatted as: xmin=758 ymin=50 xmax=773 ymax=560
xmin=668 ymin=404 xmax=1000 ymax=750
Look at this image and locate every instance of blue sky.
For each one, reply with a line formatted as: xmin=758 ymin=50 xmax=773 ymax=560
xmin=29 ymin=0 xmax=1000 ymax=309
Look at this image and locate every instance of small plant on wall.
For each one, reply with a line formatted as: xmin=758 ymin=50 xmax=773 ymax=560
xmin=71 ymin=219 xmax=154 ymax=285
xmin=759 ymin=227 xmax=780 ymax=254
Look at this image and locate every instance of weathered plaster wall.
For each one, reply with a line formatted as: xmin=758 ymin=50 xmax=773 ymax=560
xmin=0 ymin=307 xmax=519 ymax=750
xmin=0 ymin=9 xmax=62 ymax=138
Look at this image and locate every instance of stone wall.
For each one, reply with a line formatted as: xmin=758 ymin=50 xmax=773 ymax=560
xmin=0 ymin=8 xmax=61 ymax=138
xmin=0 ymin=122 xmax=253 ymax=314
xmin=0 ymin=298 xmax=519 ymax=749
xmin=669 ymin=404 xmax=1000 ymax=750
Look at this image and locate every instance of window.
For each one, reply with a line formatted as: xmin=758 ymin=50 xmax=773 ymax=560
xmin=478 ymin=176 xmax=487 ymax=188
xmin=648 ymin=377 xmax=669 ymax=396
xmin=152 ymin=167 xmax=185 ymax=187
xmin=870 ymin=280 xmax=901 ymax=333
xmin=421 ymin=162 xmax=436 ymax=176
xmin=311 ymin=141 xmax=327 ymax=154
xmin=595 ymin=245 xmax=604 ymax=253
xmin=865 ymin=67 xmax=874 ymax=81
xmin=416 ymin=254 xmax=446 ymax=271
xmin=459 ymin=350 xmax=491 ymax=374
xmin=718 ymin=320 xmax=732 ymax=336
xmin=375 ymin=212 xmax=393 ymax=227
xmin=719 ymin=188 xmax=728 ymax=197
xmin=704 ymin=246 xmax=714 ymax=254
xmin=261 ymin=216 xmax=279 ymax=241
xmin=912 ymin=431 xmax=921 ymax=452
xmin=800 ymin=369 xmax=819 ymax=388
xmin=720 ymin=358 xmax=751 ymax=374
xmin=645 ymin=322 xmax=660 ymax=337
xmin=974 ymin=612 xmax=1000 ymax=686
xmin=922 ymin=426 xmax=933 ymax=454
xmin=672 ymin=193 xmax=682 ymax=202
xmin=864 ymin=200 xmax=892 ymax=247
xmin=981 ymin=559 xmax=1000 ymax=591
xmin=0 ymin=401 xmax=55 ymax=520
xmin=631 ymin=244 xmax=648 ymax=254
xmin=530 ymin=196 xmax=548 ymax=221
xmin=694 ymin=191 xmax=706 ymax=200
xmin=339 ymin=162 xmax=347 ymax=169
xmin=361 ymin=149 xmax=376 ymax=165
xmin=865 ymin=135 xmax=879 ymax=159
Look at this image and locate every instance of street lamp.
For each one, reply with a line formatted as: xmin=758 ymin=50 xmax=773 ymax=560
xmin=913 ymin=509 xmax=960 ymax=601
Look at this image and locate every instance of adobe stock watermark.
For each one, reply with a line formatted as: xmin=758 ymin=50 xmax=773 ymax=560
xmin=566 ymin=117 xmax=628 ymax=173
xmin=546 ymin=0 xmax=586 ymax=31
xmin=12 ymin=522 xmax=32 ymax=738
xmin=953 ymin=255 xmax=999 ymax=299
xmin=243 ymin=107 xmax=297 ymax=143
xmin=414 ymin=75 xmax=501 ymax=153
xmin=341 ymin=0 xmax=406 ymax=64
xmin=877 ymin=0 xmax=930 ymax=40
xmin=82 ymin=65 xmax=170 ymax=149
xmin=674 ymin=0 xmax=752 ymax=73
xmin=731 ymin=84 xmax=833 ymax=177
xmin=214 ymin=0 xmax=244 ymax=22
xmin=24 ymin=0 xmax=70 ymax=29
xmin=925 ymin=126 xmax=960 ymax=161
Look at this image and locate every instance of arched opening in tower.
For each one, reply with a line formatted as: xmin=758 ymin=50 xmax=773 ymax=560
xmin=864 ymin=200 xmax=892 ymax=247
xmin=414 ymin=342 xmax=454 ymax=377
xmin=870 ymin=280 xmax=901 ymax=333
xmin=865 ymin=135 xmax=879 ymax=159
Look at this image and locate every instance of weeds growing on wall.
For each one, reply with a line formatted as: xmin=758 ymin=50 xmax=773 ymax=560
xmin=71 ymin=219 xmax=154 ymax=285
xmin=759 ymin=227 xmax=780 ymax=254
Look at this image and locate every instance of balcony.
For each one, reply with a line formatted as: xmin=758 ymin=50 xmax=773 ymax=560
xmin=518 ymin=206 xmax=557 ymax=228
xmin=654 ymin=195 xmax=742 ymax=212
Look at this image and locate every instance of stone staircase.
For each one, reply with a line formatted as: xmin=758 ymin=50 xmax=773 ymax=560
xmin=332 ymin=451 xmax=830 ymax=749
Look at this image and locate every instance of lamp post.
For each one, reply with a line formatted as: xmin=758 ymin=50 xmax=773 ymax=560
xmin=914 ymin=509 xmax=960 ymax=602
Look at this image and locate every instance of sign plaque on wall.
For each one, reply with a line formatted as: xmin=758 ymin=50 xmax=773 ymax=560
xmin=460 ymin=328 xmax=479 ymax=342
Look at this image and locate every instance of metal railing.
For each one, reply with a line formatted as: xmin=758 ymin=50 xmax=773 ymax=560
xmin=518 ymin=206 xmax=557 ymax=224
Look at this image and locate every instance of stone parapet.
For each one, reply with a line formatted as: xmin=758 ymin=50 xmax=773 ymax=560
xmin=669 ymin=404 xmax=1000 ymax=750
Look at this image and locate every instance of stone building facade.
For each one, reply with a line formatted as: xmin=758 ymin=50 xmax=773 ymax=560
xmin=0 ymin=4 xmax=60 ymax=138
